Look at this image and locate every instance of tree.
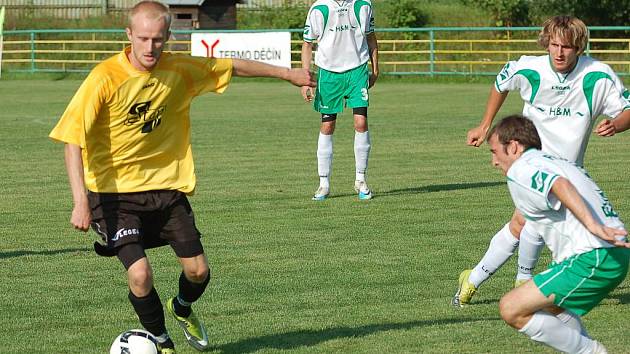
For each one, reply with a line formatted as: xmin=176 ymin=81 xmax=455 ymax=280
xmin=379 ymin=0 xmax=429 ymax=29
xmin=459 ymin=0 xmax=531 ymax=27
xmin=529 ymin=0 xmax=630 ymax=27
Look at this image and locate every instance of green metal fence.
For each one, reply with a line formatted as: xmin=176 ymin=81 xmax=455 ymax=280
xmin=2 ymin=26 xmax=630 ymax=76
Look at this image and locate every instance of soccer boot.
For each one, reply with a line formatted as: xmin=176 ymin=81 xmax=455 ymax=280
xmin=354 ymin=180 xmax=372 ymax=200
xmin=312 ymin=186 xmax=329 ymax=201
xmin=157 ymin=346 xmax=176 ymax=354
xmin=156 ymin=337 xmax=176 ymax=354
xmin=166 ymin=298 xmax=209 ymax=351
xmin=452 ymin=269 xmax=477 ymax=307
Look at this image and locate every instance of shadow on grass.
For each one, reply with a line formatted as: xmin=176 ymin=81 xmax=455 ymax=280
xmin=468 ymin=298 xmax=501 ymax=306
xmin=0 ymin=247 xmax=90 ymax=259
xmin=319 ymin=181 xmax=504 ymax=200
xmin=212 ymin=316 xmax=500 ymax=353
xmin=381 ymin=181 xmax=504 ymax=197
xmin=608 ymin=284 xmax=630 ymax=304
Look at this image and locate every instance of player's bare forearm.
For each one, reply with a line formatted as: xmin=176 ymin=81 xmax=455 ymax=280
xmin=232 ymin=59 xmax=315 ymax=87
xmin=551 ymin=177 xmax=628 ymax=245
xmin=300 ymin=42 xmax=316 ymax=101
xmin=596 ymin=110 xmax=630 ymax=137
xmin=481 ymin=88 xmax=508 ymax=128
xmin=613 ymin=109 xmax=630 ymax=133
xmin=551 ymin=177 xmax=602 ymax=232
xmin=467 ymin=89 xmax=509 ymax=146
xmin=64 ymin=143 xmax=91 ymax=231
xmin=367 ymin=33 xmax=379 ymax=87
xmin=301 ymin=41 xmax=313 ymax=70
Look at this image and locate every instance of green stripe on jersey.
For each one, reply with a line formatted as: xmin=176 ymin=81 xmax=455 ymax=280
xmin=514 ymin=69 xmax=540 ymax=104
xmin=313 ymin=5 xmax=330 ymax=35
xmin=353 ymin=1 xmax=371 ymax=27
xmin=583 ymin=71 xmax=613 ymax=116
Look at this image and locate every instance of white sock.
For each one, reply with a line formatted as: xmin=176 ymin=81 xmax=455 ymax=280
xmin=155 ymin=332 xmax=171 ymax=343
xmin=516 ymin=221 xmax=545 ymax=281
xmin=556 ymin=310 xmax=589 ymax=337
xmin=520 ymin=311 xmax=595 ymax=353
xmin=317 ymin=132 xmax=333 ymax=189
xmin=469 ymin=223 xmax=519 ymax=287
xmin=354 ymin=130 xmax=371 ymax=182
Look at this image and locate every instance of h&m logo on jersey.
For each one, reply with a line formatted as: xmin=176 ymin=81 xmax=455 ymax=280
xmin=330 ymin=24 xmax=356 ymax=32
xmin=124 ymin=101 xmax=166 ymax=133
xmin=549 ymin=106 xmax=572 ymax=117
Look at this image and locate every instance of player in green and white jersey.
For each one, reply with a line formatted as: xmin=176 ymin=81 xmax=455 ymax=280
xmin=487 ymin=115 xmax=629 ymax=353
xmin=454 ymin=16 xmax=630 ymax=307
xmin=301 ymin=0 xmax=379 ymax=201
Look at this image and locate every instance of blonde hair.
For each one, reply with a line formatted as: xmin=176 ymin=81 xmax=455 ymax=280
xmin=128 ymin=1 xmax=172 ymax=30
xmin=537 ymin=16 xmax=589 ymax=55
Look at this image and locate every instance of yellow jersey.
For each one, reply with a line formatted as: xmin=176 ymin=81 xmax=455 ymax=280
xmin=50 ymin=47 xmax=233 ymax=194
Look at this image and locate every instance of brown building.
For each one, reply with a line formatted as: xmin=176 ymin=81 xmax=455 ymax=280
xmin=164 ymin=0 xmax=241 ymax=31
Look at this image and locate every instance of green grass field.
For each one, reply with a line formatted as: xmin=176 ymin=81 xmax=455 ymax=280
xmin=1 ymin=79 xmax=629 ymax=353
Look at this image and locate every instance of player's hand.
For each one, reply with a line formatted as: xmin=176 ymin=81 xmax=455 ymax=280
xmin=369 ymin=73 xmax=378 ymax=88
xmin=467 ymin=125 xmax=489 ymax=147
xmin=595 ymin=119 xmax=616 ymax=137
xmin=70 ymin=202 xmax=91 ymax=232
xmin=591 ymin=224 xmax=630 ymax=248
xmin=301 ymin=86 xmax=314 ymax=102
xmin=288 ymin=68 xmax=316 ymax=88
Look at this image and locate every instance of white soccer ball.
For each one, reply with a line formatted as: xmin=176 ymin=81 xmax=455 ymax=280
xmin=109 ymin=329 xmax=158 ymax=354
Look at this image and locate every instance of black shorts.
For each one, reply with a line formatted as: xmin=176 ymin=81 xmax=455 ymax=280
xmin=88 ymin=190 xmax=204 ymax=264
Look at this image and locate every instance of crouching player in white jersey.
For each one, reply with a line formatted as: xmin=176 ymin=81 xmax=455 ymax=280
xmin=487 ymin=115 xmax=630 ymax=353
xmin=453 ymin=16 xmax=630 ymax=306
xmin=301 ymin=0 xmax=379 ymax=201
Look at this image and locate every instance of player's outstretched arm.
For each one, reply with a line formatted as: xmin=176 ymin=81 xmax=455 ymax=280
xmin=367 ymin=32 xmax=379 ymax=88
xmin=231 ymin=59 xmax=316 ymax=88
xmin=467 ymin=88 xmax=509 ymax=147
xmin=466 ymin=87 xmax=509 ymax=147
xmin=64 ymin=143 xmax=91 ymax=232
xmin=595 ymin=110 xmax=630 ymax=137
xmin=551 ymin=177 xmax=630 ymax=247
xmin=300 ymin=41 xmax=315 ymax=102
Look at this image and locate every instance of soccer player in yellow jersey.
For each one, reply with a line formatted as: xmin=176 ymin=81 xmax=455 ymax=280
xmin=49 ymin=1 xmax=314 ymax=353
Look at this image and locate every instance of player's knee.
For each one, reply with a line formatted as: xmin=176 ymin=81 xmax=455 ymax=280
xmin=320 ymin=120 xmax=336 ymax=135
xmin=509 ymin=219 xmax=524 ymax=239
xmin=499 ymin=292 xmax=529 ymax=329
xmin=127 ymin=266 xmax=154 ymax=295
xmin=354 ymin=125 xmax=368 ymax=133
xmin=353 ymin=111 xmax=368 ymax=132
xmin=184 ymin=263 xmax=209 ymax=283
xmin=499 ymin=294 xmax=519 ymax=327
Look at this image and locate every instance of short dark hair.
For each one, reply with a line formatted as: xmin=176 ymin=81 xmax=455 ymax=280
xmin=488 ymin=115 xmax=542 ymax=150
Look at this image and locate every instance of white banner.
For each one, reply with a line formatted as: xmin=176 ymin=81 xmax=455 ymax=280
xmin=191 ymin=32 xmax=291 ymax=68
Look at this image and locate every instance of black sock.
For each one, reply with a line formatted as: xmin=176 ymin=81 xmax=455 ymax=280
xmin=128 ymin=287 xmax=167 ymax=338
xmin=157 ymin=337 xmax=175 ymax=349
xmin=174 ymin=271 xmax=210 ymax=317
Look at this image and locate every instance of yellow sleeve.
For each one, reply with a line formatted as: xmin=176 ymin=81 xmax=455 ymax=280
xmin=183 ymin=56 xmax=233 ymax=97
xmin=49 ymin=71 xmax=109 ymax=147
